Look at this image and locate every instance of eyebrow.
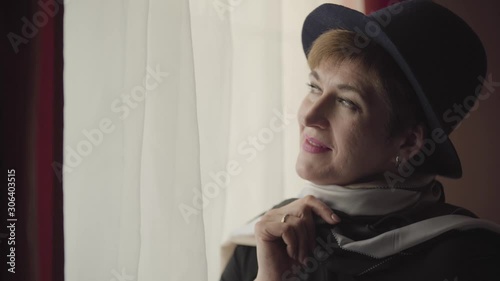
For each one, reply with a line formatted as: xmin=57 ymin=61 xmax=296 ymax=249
xmin=337 ymin=84 xmax=365 ymax=97
xmin=309 ymin=71 xmax=320 ymax=81
xmin=309 ymin=71 xmax=366 ymax=98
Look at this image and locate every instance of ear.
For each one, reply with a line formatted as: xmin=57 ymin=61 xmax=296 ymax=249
xmin=396 ymin=123 xmax=426 ymax=163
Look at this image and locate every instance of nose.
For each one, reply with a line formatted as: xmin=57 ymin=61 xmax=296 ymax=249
xmin=300 ymin=95 xmax=331 ymax=129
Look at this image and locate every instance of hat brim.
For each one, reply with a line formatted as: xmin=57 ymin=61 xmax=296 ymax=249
xmin=302 ymin=4 xmax=462 ymax=178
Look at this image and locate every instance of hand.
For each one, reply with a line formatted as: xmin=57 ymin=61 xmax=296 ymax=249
xmin=253 ymin=195 xmax=341 ymax=281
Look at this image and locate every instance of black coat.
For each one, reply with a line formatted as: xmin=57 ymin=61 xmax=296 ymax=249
xmin=221 ymin=198 xmax=500 ymax=281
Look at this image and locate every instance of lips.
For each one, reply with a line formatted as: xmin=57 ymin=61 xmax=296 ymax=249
xmin=303 ymin=135 xmax=332 ymax=154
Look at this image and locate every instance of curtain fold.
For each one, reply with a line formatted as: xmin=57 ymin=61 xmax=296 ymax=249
xmin=139 ymin=0 xmax=207 ymax=279
xmin=38 ymin=1 xmax=65 ymax=280
xmin=64 ymin=0 xmax=207 ymax=280
xmin=64 ymin=1 xmax=363 ymax=281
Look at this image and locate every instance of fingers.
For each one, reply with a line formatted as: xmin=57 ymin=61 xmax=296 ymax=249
xmin=287 ymin=215 xmax=312 ymax=263
xmin=254 ymin=195 xmax=341 ymax=265
xmin=281 ymin=222 xmax=298 ymax=260
xmin=255 ymin=213 xmax=316 ymax=263
xmin=303 ymin=209 xmax=317 ymax=252
xmin=255 ymin=216 xmax=300 ymax=260
xmin=299 ymin=195 xmax=341 ymax=224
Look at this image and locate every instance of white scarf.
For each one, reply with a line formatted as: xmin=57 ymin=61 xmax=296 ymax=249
xmin=299 ymin=174 xmax=439 ymax=216
xmin=220 ymin=175 xmax=500 ymax=271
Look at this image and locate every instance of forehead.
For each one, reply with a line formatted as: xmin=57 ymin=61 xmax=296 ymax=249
xmin=311 ymin=59 xmax=377 ymax=98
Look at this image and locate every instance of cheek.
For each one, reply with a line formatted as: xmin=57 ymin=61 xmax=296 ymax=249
xmin=336 ymin=119 xmax=381 ymax=160
xmin=338 ymin=125 xmax=362 ymax=157
xmin=332 ymin=113 xmax=361 ymax=144
xmin=345 ymin=122 xmax=393 ymax=166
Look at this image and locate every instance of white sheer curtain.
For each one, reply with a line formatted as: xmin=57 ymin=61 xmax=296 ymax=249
xmin=63 ymin=1 xmax=363 ymax=281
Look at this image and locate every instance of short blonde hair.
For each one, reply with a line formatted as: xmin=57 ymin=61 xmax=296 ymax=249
xmin=307 ymin=29 xmax=425 ymax=136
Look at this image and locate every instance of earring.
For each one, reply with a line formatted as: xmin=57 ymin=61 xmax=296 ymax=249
xmin=395 ymin=155 xmax=401 ymax=168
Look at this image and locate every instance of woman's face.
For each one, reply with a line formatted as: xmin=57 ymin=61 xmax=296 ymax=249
xmin=296 ymin=59 xmax=400 ymax=185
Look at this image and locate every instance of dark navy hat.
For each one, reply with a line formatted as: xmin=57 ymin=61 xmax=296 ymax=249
xmin=302 ymin=0 xmax=487 ymax=178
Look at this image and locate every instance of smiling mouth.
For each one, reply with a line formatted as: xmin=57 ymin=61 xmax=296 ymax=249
xmin=303 ymin=136 xmax=332 ymax=153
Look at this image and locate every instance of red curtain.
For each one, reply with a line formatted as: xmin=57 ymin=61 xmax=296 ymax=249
xmin=364 ymin=0 xmax=403 ymax=14
xmin=1 ymin=0 xmax=64 ymax=280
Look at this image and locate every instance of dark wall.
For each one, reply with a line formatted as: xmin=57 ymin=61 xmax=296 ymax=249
xmin=435 ymin=0 xmax=500 ymax=224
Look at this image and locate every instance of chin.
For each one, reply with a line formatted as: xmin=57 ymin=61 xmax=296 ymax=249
xmin=296 ymin=160 xmax=334 ymax=185
xmin=296 ymin=159 xmax=357 ymax=186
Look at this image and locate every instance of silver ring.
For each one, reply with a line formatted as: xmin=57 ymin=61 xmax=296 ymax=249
xmin=281 ymin=214 xmax=289 ymax=223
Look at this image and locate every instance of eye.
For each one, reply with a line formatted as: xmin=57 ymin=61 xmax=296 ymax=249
xmin=337 ymin=98 xmax=359 ymax=111
xmin=306 ymin=82 xmax=321 ymax=94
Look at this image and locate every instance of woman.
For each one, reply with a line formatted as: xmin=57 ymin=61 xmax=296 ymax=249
xmin=221 ymin=1 xmax=500 ymax=280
